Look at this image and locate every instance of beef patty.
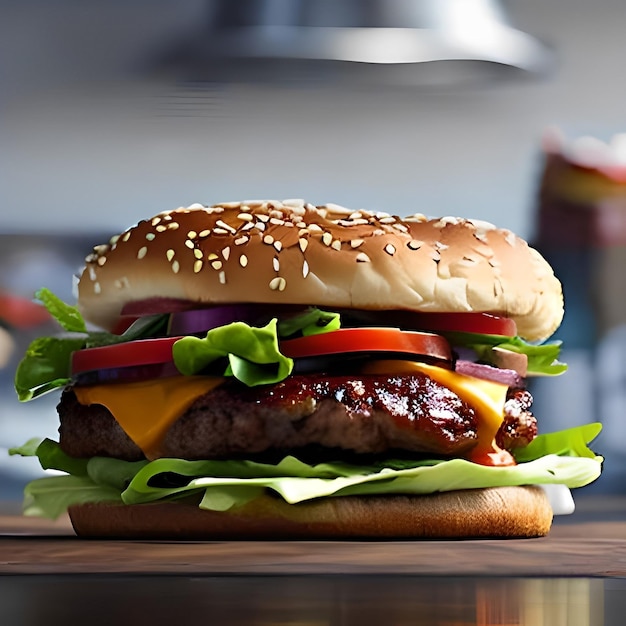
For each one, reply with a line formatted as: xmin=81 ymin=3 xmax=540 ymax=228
xmin=57 ymin=372 xmax=535 ymax=462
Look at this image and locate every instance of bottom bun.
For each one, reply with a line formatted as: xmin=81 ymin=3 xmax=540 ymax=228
xmin=68 ymin=486 xmax=553 ymax=539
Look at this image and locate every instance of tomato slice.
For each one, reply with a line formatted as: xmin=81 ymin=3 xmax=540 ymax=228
xmin=71 ymin=337 xmax=181 ymax=375
xmin=363 ymin=311 xmax=517 ymax=337
xmin=280 ymin=328 xmax=452 ymax=363
xmin=413 ymin=312 xmax=517 ymax=336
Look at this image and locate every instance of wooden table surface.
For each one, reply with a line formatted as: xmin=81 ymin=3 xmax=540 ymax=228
xmin=2 ymin=495 xmax=626 ymax=577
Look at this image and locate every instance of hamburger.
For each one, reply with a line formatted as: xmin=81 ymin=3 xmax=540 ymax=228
xmin=11 ymin=199 xmax=602 ymax=539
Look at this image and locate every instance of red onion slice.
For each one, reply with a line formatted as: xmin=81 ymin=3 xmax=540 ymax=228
xmin=454 ymin=360 xmax=525 ymax=388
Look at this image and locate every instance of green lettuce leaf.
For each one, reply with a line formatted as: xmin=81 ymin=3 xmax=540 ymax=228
xmin=22 ymin=475 xmax=123 ymax=519
xmin=14 ymin=336 xmax=86 ymax=401
xmin=12 ymin=425 xmax=602 ymax=519
xmin=513 ymin=422 xmax=603 ymax=462
xmin=277 ymin=308 xmax=341 ymax=338
xmin=35 ymin=288 xmax=87 ymax=333
xmin=172 ymin=319 xmax=293 ymax=386
xmin=444 ymin=331 xmax=567 ymax=376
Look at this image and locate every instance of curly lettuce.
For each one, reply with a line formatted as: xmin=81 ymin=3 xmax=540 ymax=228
xmin=9 ymin=424 xmax=603 ymax=519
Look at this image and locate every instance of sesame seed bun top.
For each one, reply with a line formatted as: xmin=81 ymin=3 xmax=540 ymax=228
xmin=77 ymin=199 xmax=564 ymax=342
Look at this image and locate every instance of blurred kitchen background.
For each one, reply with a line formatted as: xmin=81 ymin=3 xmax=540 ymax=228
xmin=1 ymin=0 xmax=626 ymax=501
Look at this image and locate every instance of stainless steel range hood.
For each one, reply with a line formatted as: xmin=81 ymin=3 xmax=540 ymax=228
xmin=156 ymin=0 xmax=554 ymax=87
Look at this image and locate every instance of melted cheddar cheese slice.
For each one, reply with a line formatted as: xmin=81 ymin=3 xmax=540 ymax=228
xmin=74 ymin=376 xmax=224 ymax=460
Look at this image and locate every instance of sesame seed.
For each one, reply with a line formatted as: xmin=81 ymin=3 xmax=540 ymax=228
xmin=156 ymin=225 xmax=167 ymax=233
xmin=137 ymin=246 xmax=148 ymax=259
xmin=253 ymin=222 xmax=266 ymax=232
xmin=350 ymin=239 xmax=364 ymax=248
xmin=242 ymin=222 xmax=255 ymax=232
xmin=94 ymin=282 xmax=101 ymax=294
xmin=194 ymin=260 xmax=203 ymax=273
xmin=263 ymin=235 xmax=274 ymax=245
xmin=474 ymin=232 xmax=489 ymax=243
xmin=88 ymin=267 xmax=97 ymax=281
xmin=239 ymin=254 xmax=248 ymax=267
xmin=212 ymin=228 xmax=229 ymax=236
xmin=407 ymin=240 xmax=422 ymax=250
xmin=356 ymin=252 xmax=371 ymax=263
xmin=97 ymin=256 xmax=107 ymax=266
xmin=145 ymin=233 xmax=156 ymax=241
xmin=282 ymin=198 xmax=305 ymax=208
xmin=151 ymin=217 xmax=161 ymax=226
xmin=193 ymin=249 xmax=203 ymax=259
xmin=273 ymin=241 xmax=283 ymax=252
xmin=373 ymin=229 xmax=385 ymax=236
xmin=269 ymin=276 xmax=287 ymax=291
xmin=299 ymin=238 xmax=308 ymax=252
xmin=384 ymin=243 xmax=396 ymax=256
xmin=218 ymin=271 xmax=226 ymax=284
xmin=211 ymin=260 xmax=223 ymax=270
xmin=109 ymin=235 xmax=120 ymax=245
xmin=379 ymin=216 xmax=397 ymax=224
xmin=237 ymin=213 xmax=254 ymax=222
xmin=187 ymin=230 xmax=197 ymax=239
xmin=302 ymin=260 xmax=310 ymax=278
xmin=166 ymin=249 xmax=176 ymax=261
xmin=122 ymin=232 xmax=131 ymax=242
xmin=273 ymin=256 xmax=280 ymax=272
xmin=234 ymin=236 xmax=249 ymax=246
xmin=167 ymin=222 xmax=180 ymax=230
xmin=308 ymin=224 xmax=322 ymax=233
xmin=322 ymin=232 xmax=333 ymax=246
xmin=216 ymin=220 xmax=236 ymax=233
xmin=392 ymin=223 xmax=408 ymax=233
xmin=208 ymin=253 xmax=219 ymax=260
xmin=257 ymin=214 xmax=270 ymax=223
xmin=270 ymin=218 xmax=285 ymax=226
xmin=172 ymin=260 xmax=180 ymax=273
xmin=331 ymin=240 xmax=342 ymax=251
xmin=222 ymin=247 xmax=231 ymax=260
xmin=199 ymin=229 xmax=211 ymax=238
xmin=185 ymin=240 xmax=195 ymax=249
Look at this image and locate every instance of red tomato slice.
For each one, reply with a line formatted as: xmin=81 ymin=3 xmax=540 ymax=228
xmin=71 ymin=337 xmax=181 ymax=375
xmin=387 ymin=312 xmax=517 ymax=337
xmin=280 ymin=328 xmax=452 ymax=362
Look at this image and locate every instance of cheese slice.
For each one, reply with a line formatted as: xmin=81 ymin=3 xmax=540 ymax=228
xmin=362 ymin=360 xmax=512 ymax=465
xmin=74 ymin=376 xmax=224 ymax=460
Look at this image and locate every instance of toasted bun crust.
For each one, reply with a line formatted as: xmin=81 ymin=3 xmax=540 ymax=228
xmin=77 ymin=200 xmax=563 ymax=341
xmin=68 ymin=486 xmax=553 ymax=539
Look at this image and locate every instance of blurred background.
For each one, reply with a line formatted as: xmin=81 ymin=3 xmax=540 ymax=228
xmin=1 ymin=0 xmax=626 ymax=501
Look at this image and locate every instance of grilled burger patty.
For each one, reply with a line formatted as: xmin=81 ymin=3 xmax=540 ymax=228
xmin=57 ymin=373 xmax=536 ymax=462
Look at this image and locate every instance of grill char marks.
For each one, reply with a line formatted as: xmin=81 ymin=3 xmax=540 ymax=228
xmin=162 ymin=373 xmax=479 ymax=459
